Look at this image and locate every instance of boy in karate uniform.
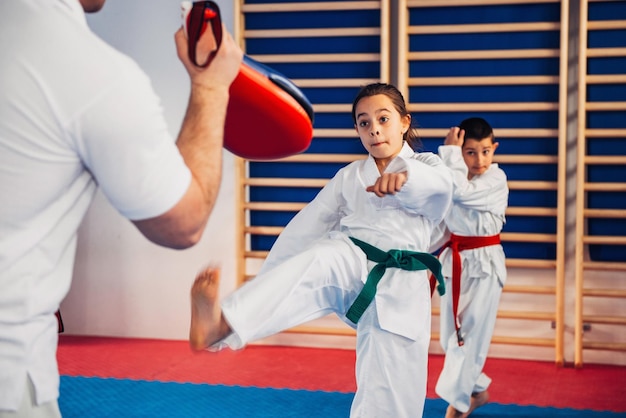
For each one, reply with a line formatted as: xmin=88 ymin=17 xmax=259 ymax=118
xmin=433 ymin=117 xmax=509 ymax=418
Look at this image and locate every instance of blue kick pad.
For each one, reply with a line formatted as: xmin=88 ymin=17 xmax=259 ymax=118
xmin=59 ymin=376 xmax=626 ymax=417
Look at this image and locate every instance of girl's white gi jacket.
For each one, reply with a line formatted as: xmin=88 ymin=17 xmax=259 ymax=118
xmin=259 ymin=143 xmax=453 ymax=341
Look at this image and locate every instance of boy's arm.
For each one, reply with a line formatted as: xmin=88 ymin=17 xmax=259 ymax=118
xmin=439 ymin=145 xmax=508 ymax=215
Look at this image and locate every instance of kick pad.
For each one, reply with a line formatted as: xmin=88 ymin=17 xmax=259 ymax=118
xmin=183 ymin=1 xmax=314 ymax=160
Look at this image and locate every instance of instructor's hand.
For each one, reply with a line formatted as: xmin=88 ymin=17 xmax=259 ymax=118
xmin=175 ymin=24 xmax=243 ymax=90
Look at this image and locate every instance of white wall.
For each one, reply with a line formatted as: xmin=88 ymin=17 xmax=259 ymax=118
xmin=60 ymin=0 xmax=239 ymax=340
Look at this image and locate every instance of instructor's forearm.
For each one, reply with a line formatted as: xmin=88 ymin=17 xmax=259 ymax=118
xmin=176 ymin=84 xmax=230 ymax=227
xmin=178 ymin=84 xmax=229 ymax=211
xmin=132 ymin=85 xmax=230 ymax=249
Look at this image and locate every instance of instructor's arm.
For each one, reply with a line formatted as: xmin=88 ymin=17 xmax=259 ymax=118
xmin=133 ymin=26 xmax=243 ymax=249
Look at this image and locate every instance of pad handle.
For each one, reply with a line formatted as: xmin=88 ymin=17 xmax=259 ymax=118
xmin=185 ymin=1 xmax=222 ymax=68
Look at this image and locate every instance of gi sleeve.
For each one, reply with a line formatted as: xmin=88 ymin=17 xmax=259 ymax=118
xmin=388 ymin=151 xmax=453 ymax=225
xmin=258 ymin=167 xmax=347 ymax=274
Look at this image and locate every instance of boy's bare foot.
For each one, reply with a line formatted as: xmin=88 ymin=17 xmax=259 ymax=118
xmin=444 ymin=391 xmax=489 ymax=418
xmin=467 ymin=391 xmax=489 ymax=415
xmin=189 ymin=267 xmax=231 ymax=351
xmin=445 ymin=405 xmax=465 ymax=418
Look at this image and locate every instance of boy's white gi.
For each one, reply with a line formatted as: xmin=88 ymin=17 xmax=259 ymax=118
xmin=214 ymin=143 xmax=453 ymax=417
xmin=434 ymin=145 xmax=509 ymax=413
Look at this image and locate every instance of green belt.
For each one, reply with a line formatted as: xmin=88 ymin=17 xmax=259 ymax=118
xmin=346 ymin=237 xmax=445 ymax=324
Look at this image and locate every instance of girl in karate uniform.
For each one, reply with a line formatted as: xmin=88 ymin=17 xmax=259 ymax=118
xmin=433 ymin=117 xmax=509 ymax=418
xmin=189 ymin=83 xmax=453 ymax=417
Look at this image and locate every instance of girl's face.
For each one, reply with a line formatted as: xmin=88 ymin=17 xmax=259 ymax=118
xmin=354 ymin=94 xmax=410 ymax=169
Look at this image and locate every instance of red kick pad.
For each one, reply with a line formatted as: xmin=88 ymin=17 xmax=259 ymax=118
xmin=225 ymin=58 xmax=314 ymax=160
xmin=183 ymin=1 xmax=314 ymax=160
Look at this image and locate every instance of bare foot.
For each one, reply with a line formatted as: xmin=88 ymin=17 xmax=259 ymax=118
xmin=445 ymin=405 xmax=465 ymax=418
xmin=189 ymin=267 xmax=231 ymax=351
xmin=444 ymin=391 xmax=489 ymax=418
xmin=467 ymin=391 xmax=489 ymax=415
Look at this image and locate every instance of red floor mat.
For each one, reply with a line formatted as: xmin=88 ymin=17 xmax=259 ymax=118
xmin=57 ymin=335 xmax=626 ymax=412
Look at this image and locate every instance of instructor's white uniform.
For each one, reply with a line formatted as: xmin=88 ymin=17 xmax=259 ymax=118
xmin=0 ymin=0 xmax=191 ymax=414
xmin=434 ymin=145 xmax=509 ymax=413
xmin=215 ymin=144 xmax=452 ymax=417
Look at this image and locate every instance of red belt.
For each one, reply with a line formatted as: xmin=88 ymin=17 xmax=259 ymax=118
xmin=430 ymin=233 xmax=501 ymax=346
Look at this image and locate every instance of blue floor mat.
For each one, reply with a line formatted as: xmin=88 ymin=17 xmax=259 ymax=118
xmin=59 ymin=376 xmax=626 ymax=418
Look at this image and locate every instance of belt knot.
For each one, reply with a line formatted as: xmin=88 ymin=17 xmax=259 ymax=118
xmin=387 ymin=249 xmax=410 ymax=269
xmin=346 ymin=237 xmax=444 ymax=324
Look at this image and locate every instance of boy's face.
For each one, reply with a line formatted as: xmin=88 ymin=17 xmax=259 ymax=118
xmin=462 ymin=136 xmax=498 ymax=179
